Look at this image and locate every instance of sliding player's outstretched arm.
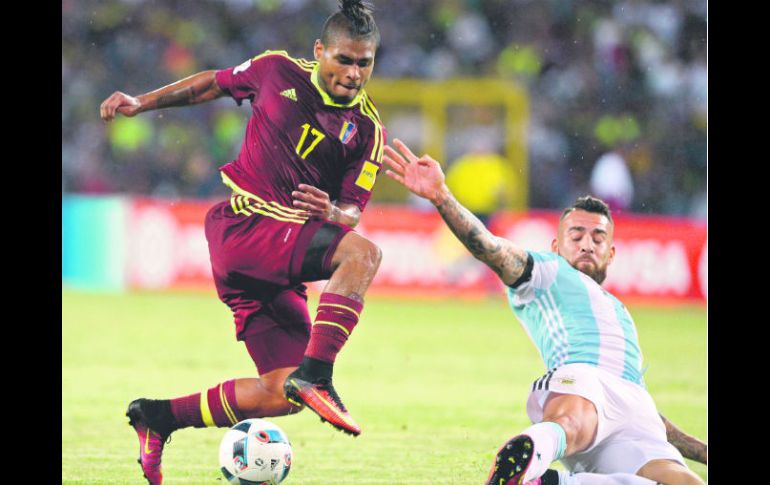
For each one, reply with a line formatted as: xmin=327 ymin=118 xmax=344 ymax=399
xmin=660 ymin=414 xmax=708 ymax=464
xmin=383 ymin=139 xmax=528 ymax=286
xmin=100 ymin=70 xmax=225 ymax=122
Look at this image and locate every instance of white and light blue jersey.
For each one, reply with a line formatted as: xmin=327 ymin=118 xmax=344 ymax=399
xmin=507 ymin=251 xmax=645 ymax=386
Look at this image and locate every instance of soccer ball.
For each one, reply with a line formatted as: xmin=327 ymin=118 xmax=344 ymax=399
xmin=218 ymin=418 xmax=293 ymax=485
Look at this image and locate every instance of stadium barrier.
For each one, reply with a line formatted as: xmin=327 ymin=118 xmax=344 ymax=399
xmin=62 ymin=196 xmax=707 ymax=303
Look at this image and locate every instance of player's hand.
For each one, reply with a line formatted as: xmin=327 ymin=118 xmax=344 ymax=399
xmin=100 ymin=91 xmax=142 ymax=122
xmin=383 ymin=138 xmax=447 ymax=205
xmin=292 ymin=184 xmax=335 ymax=220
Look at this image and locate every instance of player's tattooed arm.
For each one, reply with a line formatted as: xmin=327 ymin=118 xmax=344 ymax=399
xmin=142 ymin=71 xmax=224 ymax=111
xmin=100 ymin=71 xmax=224 ymax=121
xmin=383 ymin=139 xmax=528 ymax=286
xmin=434 ymin=191 xmax=528 ymax=285
xmin=660 ymin=413 xmax=707 ymax=464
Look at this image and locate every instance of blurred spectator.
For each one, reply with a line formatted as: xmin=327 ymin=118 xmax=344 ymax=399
xmin=62 ymin=0 xmax=706 ymax=219
xmin=589 ymin=149 xmax=634 ymax=213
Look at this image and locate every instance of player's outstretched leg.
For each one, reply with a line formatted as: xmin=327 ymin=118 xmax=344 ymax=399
xmin=546 ymin=470 xmax=661 ymax=484
xmin=283 ymin=232 xmax=381 ymax=436
xmin=486 ymin=422 xmax=567 ymax=485
xmin=486 ymin=435 xmax=537 ymax=485
xmin=127 ymin=373 xmax=299 ymax=484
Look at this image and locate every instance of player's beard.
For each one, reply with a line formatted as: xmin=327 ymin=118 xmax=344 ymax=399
xmin=578 ymin=264 xmax=608 ymax=285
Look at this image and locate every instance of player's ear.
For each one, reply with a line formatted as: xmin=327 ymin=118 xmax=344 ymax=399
xmin=607 ymin=244 xmax=616 ymax=265
xmin=550 ymin=238 xmax=559 ymax=253
xmin=314 ymin=39 xmax=324 ymax=61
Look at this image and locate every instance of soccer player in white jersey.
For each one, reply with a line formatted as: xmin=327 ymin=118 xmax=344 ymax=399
xmin=383 ymin=139 xmax=706 ymax=485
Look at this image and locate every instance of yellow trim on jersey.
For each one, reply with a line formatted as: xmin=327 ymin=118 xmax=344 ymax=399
xmin=313 ymin=320 xmax=351 ymax=335
xmin=268 ymin=200 xmax=306 ymax=215
xmin=219 ymin=384 xmax=238 ymax=425
xmin=237 ymin=194 xmax=305 ymax=219
xmin=365 ymin=97 xmax=385 ymax=163
xmin=358 ymin=95 xmax=385 ymax=164
xmin=310 ymin=63 xmax=365 ymax=108
xmin=363 ymin=92 xmax=382 ymax=120
xmin=221 ymin=173 xmax=308 ymax=224
xmin=318 ymin=303 xmax=361 ymax=319
xmin=200 ymin=392 xmax=215 ymax=427
xmin=250 ymin=50 xmax=315 ymax=73
xmin=247 ymin=205 xmax=312 ymax=223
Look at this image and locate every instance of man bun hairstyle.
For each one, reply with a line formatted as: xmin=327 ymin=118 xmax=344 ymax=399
xmin=321 ymin=0 xmax=380 ymax=47
xmin=561 ymin=195 xmax=613 ymax=223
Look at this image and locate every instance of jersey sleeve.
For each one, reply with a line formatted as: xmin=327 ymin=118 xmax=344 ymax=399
xmin=507 ymin=251 xmax=560 ymax=306
xmin=215 ymin=52 xmax=277 ymax=106
xmin=337 ymin=116 xmax=387 ymax=212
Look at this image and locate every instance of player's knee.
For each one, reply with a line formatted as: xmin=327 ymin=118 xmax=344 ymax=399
xmin=549 ymin=415 xmax=591 ymax=452
xmin=349 ymin=238 xmax=382 ymax=274
xmin=363 ymin=239 xmax=382 ymax=271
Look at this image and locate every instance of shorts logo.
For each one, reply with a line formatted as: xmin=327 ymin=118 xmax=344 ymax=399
xmin=354 ymin=161 xmax=378 ymax=191
xmin=556 ymin=377 xmax=576 ymax=385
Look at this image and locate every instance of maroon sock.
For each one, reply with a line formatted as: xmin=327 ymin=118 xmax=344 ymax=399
xmin=304 ymin=293 xmax=363 ymax=364
xmin=169 ymin=379 xmax=245 ymax=428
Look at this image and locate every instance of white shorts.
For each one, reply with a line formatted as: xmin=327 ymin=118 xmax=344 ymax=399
xmin=525 ymin=363 xmax=686 ymax=475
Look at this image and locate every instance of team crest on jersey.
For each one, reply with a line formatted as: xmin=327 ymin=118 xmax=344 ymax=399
xmin=339 ymin=121 xmax=357 ymax=144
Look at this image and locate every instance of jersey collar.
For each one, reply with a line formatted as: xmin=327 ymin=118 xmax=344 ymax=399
xmin=311 ymin=63 xmax=365 ymax=108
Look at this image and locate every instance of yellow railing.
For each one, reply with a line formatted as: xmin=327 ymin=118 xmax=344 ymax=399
xmin=365 ymin=78 xmax=529 ymax=209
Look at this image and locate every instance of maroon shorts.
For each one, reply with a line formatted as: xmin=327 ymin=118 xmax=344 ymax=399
xmin=204 ymin=200 xmax=351 ymax=374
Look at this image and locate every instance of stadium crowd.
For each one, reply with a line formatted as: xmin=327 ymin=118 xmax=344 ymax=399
xmin=63 ymin=0 xmax=706 ymax=217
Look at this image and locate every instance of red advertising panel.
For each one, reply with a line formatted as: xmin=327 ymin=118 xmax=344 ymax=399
xmin=126 ymin=198 xmax=216 ymax=291
xmin=124 ymin=199 xmax=707 ymax=304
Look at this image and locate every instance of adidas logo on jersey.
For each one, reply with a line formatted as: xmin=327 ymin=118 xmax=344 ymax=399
xmin=280 ymin=88 xmax=297 ymax=101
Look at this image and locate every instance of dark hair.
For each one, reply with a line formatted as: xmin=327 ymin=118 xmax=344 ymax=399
xmin=321 ymin=0 xmax=380 ymax=47
xmin=560 ymin=195 xmax=613 ymax=223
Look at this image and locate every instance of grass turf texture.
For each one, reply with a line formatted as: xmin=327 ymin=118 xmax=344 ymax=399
xmin=62 ymin=289 xmax=707 ymax=484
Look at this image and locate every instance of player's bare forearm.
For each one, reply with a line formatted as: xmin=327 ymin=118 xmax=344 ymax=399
xmin=432 ymin=187 xmax=528 ymax=286
xmin=660 ymin=414 xmax=707 ymax=464
xmin=292 ymin=184 xmax=360 ymax=228
xmin=330 ymin=204 xmax=361 ymax=229
xmin=138 ymin=70 xmax=224 ymax=113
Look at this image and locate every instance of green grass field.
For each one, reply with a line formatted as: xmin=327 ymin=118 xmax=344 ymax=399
xmin=62 ymin=289 xmax=707 ymax=484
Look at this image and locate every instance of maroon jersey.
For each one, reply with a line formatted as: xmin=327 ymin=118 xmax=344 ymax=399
xmin=214 ymin=50 xmax=386 ymax=222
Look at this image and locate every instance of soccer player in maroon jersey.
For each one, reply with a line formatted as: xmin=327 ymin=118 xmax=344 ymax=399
xmin=100 ymin=1 xmax=384 ymax=483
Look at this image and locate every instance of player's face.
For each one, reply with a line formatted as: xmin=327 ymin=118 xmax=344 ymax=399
xmin=552 ymin=209 xmax=616 ymax=284
xmin=314 ymin=36 xmax=376 ymax=104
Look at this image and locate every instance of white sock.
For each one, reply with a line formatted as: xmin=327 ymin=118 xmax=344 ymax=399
xmin=556 ymin=470 xmax=659 ymax=485
xmin=521 ymin=422 xmax=567 ymax=482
